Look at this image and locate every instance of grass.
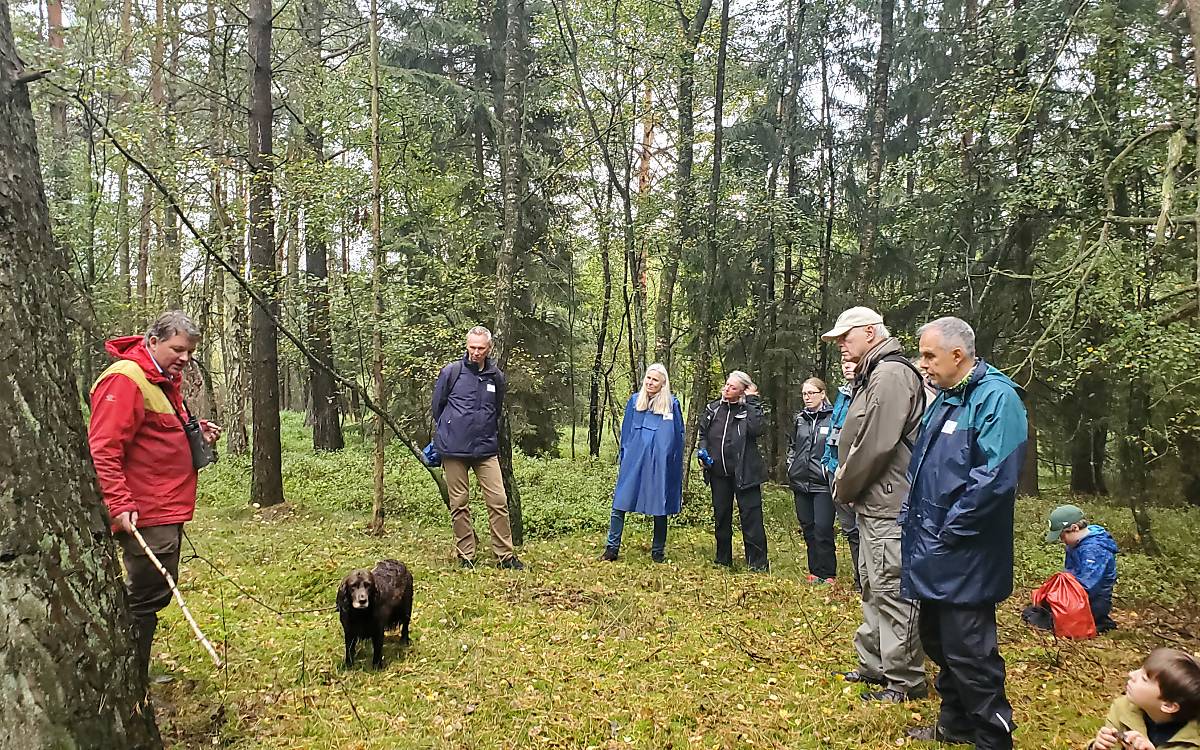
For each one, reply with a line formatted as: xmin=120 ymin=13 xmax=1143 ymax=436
xmin=153 ymin=414 xmax=1200 ymax=749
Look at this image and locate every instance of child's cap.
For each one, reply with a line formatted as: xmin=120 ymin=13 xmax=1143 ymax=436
xmin=1045 ymin=504 xmax=1086 ymax=542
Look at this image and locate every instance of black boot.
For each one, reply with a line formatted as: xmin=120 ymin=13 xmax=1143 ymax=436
xmin=132 ymin=614 xmax=157 ymax=680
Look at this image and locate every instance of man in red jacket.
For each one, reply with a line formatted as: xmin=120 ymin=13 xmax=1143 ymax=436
xmin=88 ymin=310 xmax=221 ymax=678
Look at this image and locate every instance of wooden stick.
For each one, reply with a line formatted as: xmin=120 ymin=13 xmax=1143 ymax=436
xmin=129 ymin=526 xmax=223 ymax=668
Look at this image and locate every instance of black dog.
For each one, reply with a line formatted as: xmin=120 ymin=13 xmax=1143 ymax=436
xmin=336 ymin=559 xmax=413 ymax=668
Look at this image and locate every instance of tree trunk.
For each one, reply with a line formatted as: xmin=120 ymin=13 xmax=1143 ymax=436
xmin=369 ymin=0 xmax=386 ymax=534
xmin=856 ymin=0 xmax=895 ymax=298
xmin=684 ymin=0 xmax=731 ymax=470
xmin=1068 ymin=371 xmax=1109 ymax=494
xmin=0 ymin=14 xmax=162 ymax=744
xmin=494 ymin=0 xmax=527 ymax=544
xmin=300 ymin=0 xmax=343 ymax=451
xmin=248 ymin=0 xmax=284 ymax=507
xmin=587 ymin=184 xmax=614 ymax=457
xmin=654 ymin=0 xmax=714 ymax=368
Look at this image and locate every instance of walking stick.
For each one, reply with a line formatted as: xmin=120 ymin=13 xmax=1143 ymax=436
xmin=129 ymin=526 xmax=223 ymax=668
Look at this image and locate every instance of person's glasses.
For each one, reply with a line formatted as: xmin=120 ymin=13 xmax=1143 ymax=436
xmin=802 ymin=390 xmax=822 ymax=396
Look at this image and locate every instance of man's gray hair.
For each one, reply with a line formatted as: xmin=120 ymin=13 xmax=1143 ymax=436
xmin=918 ymin=316 xmax=976 ymax=358
xmin=870 ymin=322 xmax=890 ymax=339
xmin=466 ymin=326 xmax=493 ymax=343
xmin=144 ymin=310 xmax=201 ymax=344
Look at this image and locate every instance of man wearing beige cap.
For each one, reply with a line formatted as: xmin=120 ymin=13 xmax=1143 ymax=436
xmin=822 ymin=306 xmax=927 ymax=702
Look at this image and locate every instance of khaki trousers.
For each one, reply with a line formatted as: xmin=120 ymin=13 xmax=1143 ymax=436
xmin=853 ymin=513 xmax=926 ymax=693
xmin=443 ymin=456 xmax=515 ymax=562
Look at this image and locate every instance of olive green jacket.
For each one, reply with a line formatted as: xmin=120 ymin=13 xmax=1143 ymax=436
xmin=1087 ymin=697 xmax=1200 ymax=749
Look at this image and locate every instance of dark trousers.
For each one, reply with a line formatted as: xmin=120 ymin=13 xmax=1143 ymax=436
xmin=793 ymin=488 xmax=837 ymax=579
xmin=920 ymin=600 xmax=1015 ymax=750
xmin=835 ymin=502 xmax=861 ymax=590
xmin=117 ymin=524 xmax=183 ymax=677
xmin=710 ymin=475 xmax=769 ymax=571
xmin=606 ymin=508 xmax=667 ymax=557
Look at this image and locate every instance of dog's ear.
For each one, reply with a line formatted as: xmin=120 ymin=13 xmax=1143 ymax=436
xmin=365 ymin=571 xmax=376 ymax=602
xmin=336 ymin=577 xmax=351 ymax=611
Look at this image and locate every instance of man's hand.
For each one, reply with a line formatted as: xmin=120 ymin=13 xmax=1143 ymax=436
xmin=200 ymin=420 xmax=223 ymax=445
xmin=114 ymin=510 xmax=139 ymax=534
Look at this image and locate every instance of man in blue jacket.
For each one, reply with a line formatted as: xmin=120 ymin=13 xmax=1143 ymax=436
xmin=901 ymin=317 xmax=1027 ymax=750
xmin=431 ymin=326 xmax=524 ymax=570
xmin=1045 ymin=504 xmax=1119 ymax=632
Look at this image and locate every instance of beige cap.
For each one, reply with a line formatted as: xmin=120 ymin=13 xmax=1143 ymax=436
xmin=821 ymin=306 xmax=884 ymax=341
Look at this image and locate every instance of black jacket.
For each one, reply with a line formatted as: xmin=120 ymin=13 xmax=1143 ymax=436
xmin=697 ymin=395 xmax=768 ymax=490
xmin=786 ymin=403 xmax=833 ymax=493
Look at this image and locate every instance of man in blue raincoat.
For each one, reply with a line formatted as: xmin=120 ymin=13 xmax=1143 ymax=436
xmin=601 ymin=364 xmax=684 ymax=562
xmin=901 ymin=317 xmax=1028 ymax=750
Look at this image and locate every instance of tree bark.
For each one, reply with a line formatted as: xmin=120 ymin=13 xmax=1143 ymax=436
xmin=299 ymin=0 xmax=343 ymax=451
xmin=684 ymin=0 xmax=731 ymax=470
xmin=494 ymin=0 xmax=527 ymax=544
xmin=654 ymin=0 xmax=714 ymax=368
xmin=0 ymin=11 xmax=162 ymax=744
xmin=856 ymin=0 xmax=895 ymax=298
xmin=369 ymin=0 xmax=386 ymax=534
xmin=248 ymin=0 xmax=284 ymax=506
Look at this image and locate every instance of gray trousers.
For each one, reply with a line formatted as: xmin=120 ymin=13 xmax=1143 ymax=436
xmin=854 ymin=513 xmax=925 ymax=693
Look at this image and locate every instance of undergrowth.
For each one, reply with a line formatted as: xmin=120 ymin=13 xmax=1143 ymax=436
xmin=153 ymin=413 xmax=1200 ymax=749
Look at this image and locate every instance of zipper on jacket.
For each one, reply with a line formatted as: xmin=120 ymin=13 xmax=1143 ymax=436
xmin=719 ymin=404 xmax=731 ymax=476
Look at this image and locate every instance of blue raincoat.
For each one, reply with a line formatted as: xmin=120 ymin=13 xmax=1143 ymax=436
xmin=901 ymin=360 xmax=1028 ymax=605
xmin=1065 ymin=525 xmax=1118 ymax=626
xmin=613 ymin=393 xmax=684 ymax=516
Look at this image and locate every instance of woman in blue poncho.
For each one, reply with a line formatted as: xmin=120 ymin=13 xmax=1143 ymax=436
xmin=600 ymin=363 xmax=684 ymax=563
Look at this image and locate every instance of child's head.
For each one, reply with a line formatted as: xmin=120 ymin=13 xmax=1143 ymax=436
xmin=1125 ymin=649 xmax=1200 ymax=723
xmin=1045 ymin=504 xmax=1089 ymax=545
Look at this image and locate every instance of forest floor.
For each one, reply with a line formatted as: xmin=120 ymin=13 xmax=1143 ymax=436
xmin=152 ymin=415 xmax=1200 ymax=749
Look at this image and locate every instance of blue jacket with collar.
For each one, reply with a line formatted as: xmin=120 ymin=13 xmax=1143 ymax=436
xmin=900 ymin=359 xmax=1028 ymax=605
xmin=431 ymin=356 xmax=506 ymax=459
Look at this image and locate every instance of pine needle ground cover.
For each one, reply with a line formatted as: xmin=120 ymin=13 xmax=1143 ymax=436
xmin=153 ymin=416 xmax=1200 ymax=749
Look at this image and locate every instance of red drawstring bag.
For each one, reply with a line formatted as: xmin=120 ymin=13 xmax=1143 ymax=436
xmin=1031 ymin=572 xmax=1097 ymax=639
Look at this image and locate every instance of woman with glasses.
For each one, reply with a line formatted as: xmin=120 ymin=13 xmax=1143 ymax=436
xmin=787 ymin=377 xmax=837 ymax=583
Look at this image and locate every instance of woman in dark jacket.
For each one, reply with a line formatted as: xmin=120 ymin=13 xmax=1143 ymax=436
xmin=696 ymin=370 xmax=770 ymax=572
xmin=787 ymin=377 xmax=837 ymax=583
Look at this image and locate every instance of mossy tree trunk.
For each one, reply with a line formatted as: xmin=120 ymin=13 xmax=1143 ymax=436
xmin=0 ymin=8 xmax=162 ymax=746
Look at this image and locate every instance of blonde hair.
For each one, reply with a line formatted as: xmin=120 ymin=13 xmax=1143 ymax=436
xmin=635 ymin=363 xmax=673 ymax=417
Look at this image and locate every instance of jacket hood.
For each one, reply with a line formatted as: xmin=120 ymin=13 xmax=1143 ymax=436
xmin=1081 ymin=525 xmax=1119 ymax=554
xmin=801 ymin=402 xmax=833 ymax=418
xmin=104 ymin=335 xmax=173 ymax=385
xmin=967 ymin=360 xmax=1024 ymax=397
xmin=856 ymin=337 xmax=905 ymax=377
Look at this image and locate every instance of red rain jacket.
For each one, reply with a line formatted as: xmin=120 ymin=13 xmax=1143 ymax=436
xmin=88 ymin=336 xmax=197 ymax=531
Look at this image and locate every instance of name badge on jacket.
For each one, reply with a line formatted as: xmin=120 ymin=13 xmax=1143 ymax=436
xmin=486 ymin=383 xmax=496 ymax=392
xmin=940 ymin=420 xmax=958 ymax=434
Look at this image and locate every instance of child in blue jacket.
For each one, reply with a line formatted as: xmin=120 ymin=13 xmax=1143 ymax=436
xmin=1045 ymin=503 xmax=1119 ymax=632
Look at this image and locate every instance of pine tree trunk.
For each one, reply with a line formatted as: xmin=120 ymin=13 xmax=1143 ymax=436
xmin=684 ymin=0 xmax=730 ymax=470
xmin=299 ymin=0 xmax=343 ymax=451
xmin=654 ymin=0 xmax=713 ymax=368
xmin=248 ymin=0 xmax=284 ymax=506
xmin=0 ymin=14 xmax=162 ymax=744
xmin=856 ymin=0 xmax=895 ymax=298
